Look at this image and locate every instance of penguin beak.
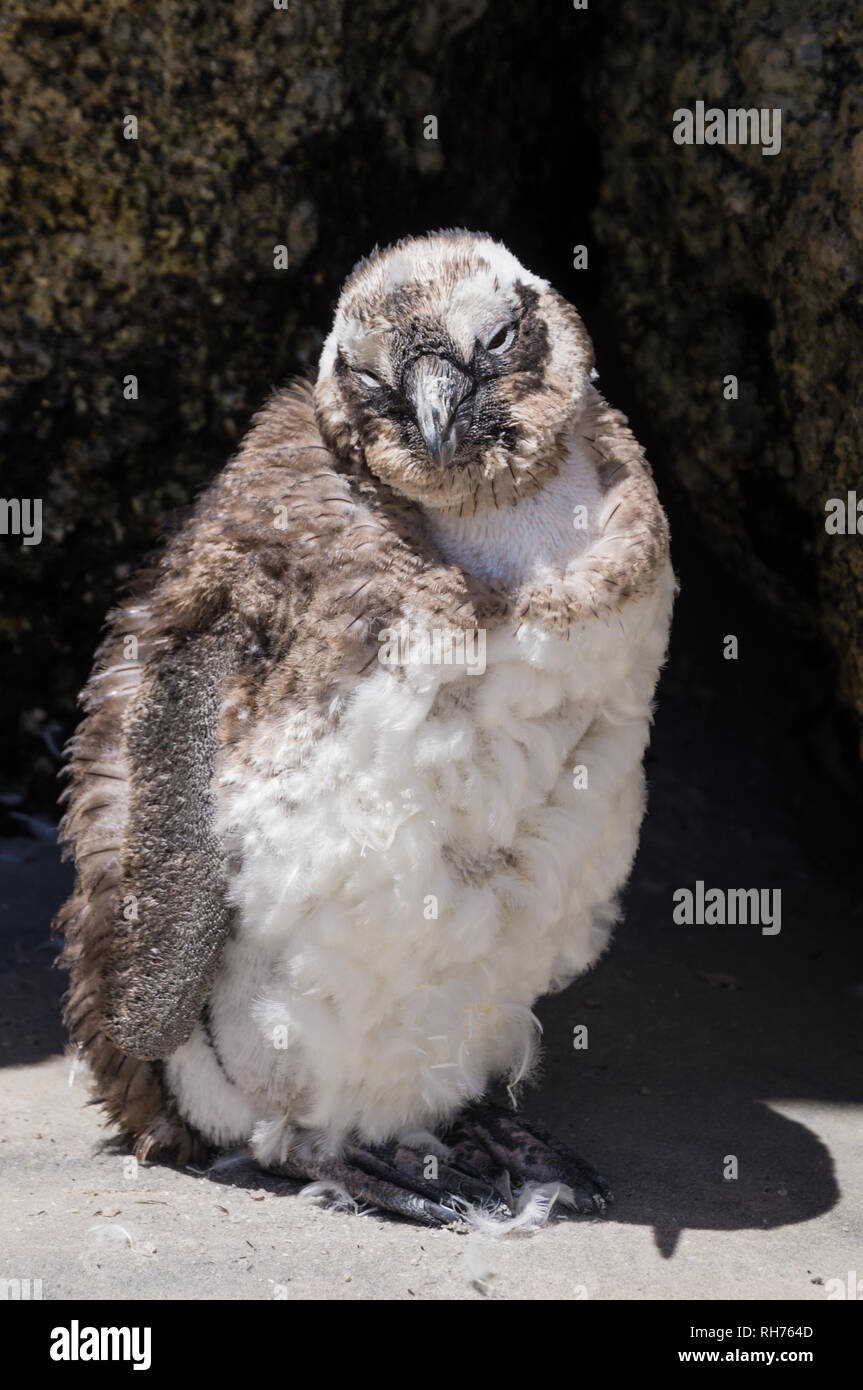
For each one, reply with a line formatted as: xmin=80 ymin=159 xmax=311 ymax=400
xmin=405 ymin=355 xmax=473 ymax=467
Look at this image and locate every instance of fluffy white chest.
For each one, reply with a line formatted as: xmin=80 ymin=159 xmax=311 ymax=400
xmin=165 ymin=441 xmax=673 ymax=1153
xmin=425 ymin=430 xmax=604 ymax=589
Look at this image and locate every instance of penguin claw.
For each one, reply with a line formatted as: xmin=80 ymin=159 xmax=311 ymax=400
xmin=268 ymin=1107 xmax=609 ymax=1228
xmin=274 ymin=1139 xmax=512 ymax=1228
xmin=443 ymin=1103 xmax=613 ymax=1218
xmin=347 ymin=1141 xmax=513 ymax=1220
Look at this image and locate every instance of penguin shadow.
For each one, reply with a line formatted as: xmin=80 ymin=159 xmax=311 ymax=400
xmin=529 ymin=878 xmax=855 ymax=1259
xmin=521 ymin=518 xmax=863 ymax=1260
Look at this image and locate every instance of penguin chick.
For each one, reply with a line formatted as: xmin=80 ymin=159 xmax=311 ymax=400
xmin=56 ymin=231 xmax=674 ymax=1226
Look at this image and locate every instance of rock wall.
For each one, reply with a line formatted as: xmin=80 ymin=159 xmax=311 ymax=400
xmin=592 ymin=0 xmax=863 ymax=748
xmin=0 ymin=0 xmax=594 ymax=809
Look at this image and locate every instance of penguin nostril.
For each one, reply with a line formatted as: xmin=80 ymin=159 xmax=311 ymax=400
xmin=420 ymin=408 xmax=457 ymax=467
xmin=406 ymin=355 xmax=474 ymax=466
xmin=417 ymin=399 xmax=473 ymax=467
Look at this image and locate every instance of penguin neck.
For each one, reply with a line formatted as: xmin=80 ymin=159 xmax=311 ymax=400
xmin=421 ymin=425 xmax=603 ymax=592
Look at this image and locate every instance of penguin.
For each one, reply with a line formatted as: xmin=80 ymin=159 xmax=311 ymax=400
xmin=56 ymin=231 xmax=674 ymax=1227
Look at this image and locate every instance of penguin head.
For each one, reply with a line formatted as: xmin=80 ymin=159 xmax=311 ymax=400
xmin=314 ymin=230 xmax=595 ymax=510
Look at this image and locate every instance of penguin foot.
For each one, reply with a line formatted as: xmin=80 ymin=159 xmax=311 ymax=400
xmin=277 ymin=1137 xmax=515 ymax=1228
xmin=443 ymin=1103 xmax=612 ymax=1216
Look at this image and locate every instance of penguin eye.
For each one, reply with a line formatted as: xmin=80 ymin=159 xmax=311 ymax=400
xmin=484 ymin=322 xmax=516 ymax=352
xmin=352 ymin=367 xmax=384 ymax=390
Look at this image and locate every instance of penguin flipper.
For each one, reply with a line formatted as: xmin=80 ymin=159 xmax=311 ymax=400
xmin=98 ymin=625 xmax=236 ymax=1061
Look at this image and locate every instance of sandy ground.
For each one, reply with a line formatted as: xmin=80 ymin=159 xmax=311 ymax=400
xmin=1 ymin=550 xmax=862 ymax=1301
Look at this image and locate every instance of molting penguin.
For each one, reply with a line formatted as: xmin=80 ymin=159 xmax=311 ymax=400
xmin=56 ymin=231 xmax=675 ymax=1227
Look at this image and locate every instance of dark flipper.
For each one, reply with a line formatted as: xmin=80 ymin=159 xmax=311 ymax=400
xmin=101 ymin=626 xmax=237 ymax=1060
xmin=444 ymin=1103 xmax=612 ymax=1215
xmin=56 ymin=598 xmax=231 ymax=1158
xmin=276 ymin=1138 xmax=514 ymax=1228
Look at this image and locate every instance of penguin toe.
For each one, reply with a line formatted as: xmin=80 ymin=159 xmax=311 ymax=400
xmin=266 ymin=1108 xmax=611 ymax=1228
xmin=272 ymin=1139 xmax=512 ymax=1227
xmin=346 ymin=1140 xmax=515 ymax=1223
xmin=444 ymin=1103 xmax=613 ymax=1218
